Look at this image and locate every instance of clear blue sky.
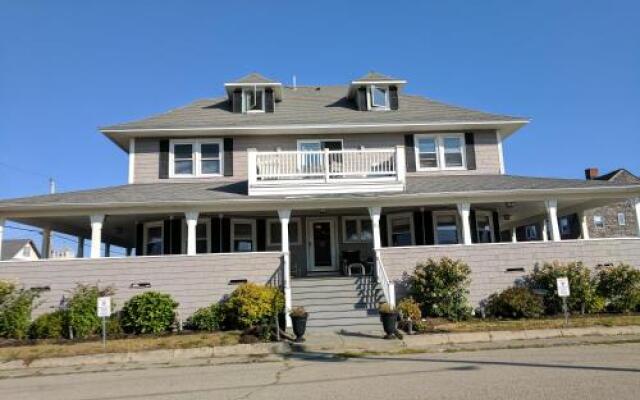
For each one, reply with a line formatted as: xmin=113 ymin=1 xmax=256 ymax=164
xmin=1 ymin=1 xmax=639 ymax=245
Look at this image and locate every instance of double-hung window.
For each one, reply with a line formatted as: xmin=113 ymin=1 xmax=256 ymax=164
xmin=370 ymin=85 xmax=389 ymax=109
xmin=143 ymin=221 xmax=164 ymax=256
xmin=231 ymin=219 xmax=257 ymax=252
xmin=342 ymin=217 xmax=373 ymax=243
xmin=243 ymin=88 xmax=265 ymax=113
xmin=433 ymin=211 xmax=459 ymax=245
xmin=387 ymin=213 xmax=415 ymax=246
xmin=170 ymin=139 xmax=223 ymax=177
xmin=267 ymin=218 xmax=301 ymax=247
xmin=414 ymin=134 xmax=466 ymax=171
xmin=475 ymin=211 xmax=494 ymax=243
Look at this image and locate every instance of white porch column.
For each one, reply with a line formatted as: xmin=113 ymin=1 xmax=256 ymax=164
xmin=90 ymin=215 xmax=105 ymax=258
xmin=185 ymin=212 xmax=199 ymax=256
xmin=0 ymin=218 xmax=5 ymax=259
xmin=368 ymin=206 xmax=382 ymax=251
xmin=542 ymin=219 xmax=549 ymax=242
xmin=77 ymin=237 xmax=85 ymax=258
xmin=579 ymin=211 xmax=590 ymax=240
xmin=511 ymin=227 xmax=517 ymax=243
xmin=545 ymin=200 xmax=561 ymax=241
xmin=634 ymin=198 xmax=640 ymax=237
xmin=42 ymin=228 xmax=51 ymax=259
xmin=278 ymin=209 xmax=292 ymax=329
xmin=456 ymin=202 xmax=472 ymax=245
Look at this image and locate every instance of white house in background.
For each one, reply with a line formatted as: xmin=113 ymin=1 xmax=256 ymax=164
xmin=1 ymin=239 xmax=40 ymax=261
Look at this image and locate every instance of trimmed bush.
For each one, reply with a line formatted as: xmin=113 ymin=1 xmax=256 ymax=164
xmin=65 ymin=284 xmax=115 ymax=339
xmin=485 ymin=287 xmax=544 ymax=319
xmin=186 ymin=304 xmax=223 ymax=332
xmin=29 ymin=310 xmax=65 ymax=339
xmin=409 ymin=257 xmax=472 ymax=321
xmin=0 ymin=281 xmax=39 ymax=340
xmin=121 ymin=292 xmax=178 ymax=334
xmin=596 ymin=264 xmax=640 ymax=313
xmin=222 ymin=283 xmax=284 ymax=329
xmin=397 ymin=297 xmax=421 ymax=321
xmin=525 ymin=261 xmax=602 ymax=315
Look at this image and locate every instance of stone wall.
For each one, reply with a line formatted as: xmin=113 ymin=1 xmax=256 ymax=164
xmin=380 ymin=238 xmax=640 ymax=306
xmin=0 ymin=252 xmax=283 ymax=319
xmin=584 ymin=200 xmax=638 ymax=238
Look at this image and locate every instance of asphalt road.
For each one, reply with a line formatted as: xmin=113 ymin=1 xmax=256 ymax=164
xmin=2 ymin=343 xmax=640 ymax=400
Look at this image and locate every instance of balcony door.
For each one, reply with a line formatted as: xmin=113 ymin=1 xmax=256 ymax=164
xmin=306 ymin=217 xmax=338 ymax=272
xmin=297 ymin=139 xmax=343 ymax=176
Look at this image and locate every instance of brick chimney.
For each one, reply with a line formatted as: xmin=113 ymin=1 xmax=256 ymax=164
xmin=584 ymin=167 xmax=600 ymax=180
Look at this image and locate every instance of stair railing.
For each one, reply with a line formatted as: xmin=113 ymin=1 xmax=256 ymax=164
xmin=375 ymin=252 xmax=395 ymax=308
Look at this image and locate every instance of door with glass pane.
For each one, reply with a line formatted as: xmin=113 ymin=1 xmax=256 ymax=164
xmin=306 ymin=217 xmax=337 ymax=272
xmin=297 ymin=140 xmax=343 ymax=177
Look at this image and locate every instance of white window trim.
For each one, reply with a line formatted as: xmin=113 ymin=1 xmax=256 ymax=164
xmin=243 ymin=88 xmax=265 ymax=113
xmin=181 ymin=218 xmax=212 ymax=254
xmin=432 ymin=210 xmax=461 ymax=245
xmin=618 ymin=213 xmax=626 ymax=226
xmin=414 ymin=133 xmax=467 ymax=172
xmin=143 ymin=221 xmax=164 ymax=256
xmin=266 ymin=218 xmax=302 ymax=247
xmin=169 ymin=138 xmax=224 ymax=178
xmin=230 ymin=218 xmax=257 ymax=253
xmin=341 ymin=216 xmax=373 ymax=243
xmin=474 ymin=210 xmax=495 ymax=243
xmin=369 ymin=85 xmax=390 ymax=110
xmin=386 ymin=212 xmax=415 ymax=247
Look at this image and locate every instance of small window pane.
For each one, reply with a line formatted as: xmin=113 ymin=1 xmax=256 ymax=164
xmin=618 ymin=213 xmax=626 ymax=226
xmin=436 ymin=215 xmax=458 ymax=245
xmin=476 ymin=214 xmax=492 ymax=243
xmin=174 ymin=144 xmax=193 ymax=159
xmin=443 ymin=137 xmax=463 ymax=167
xmin=418 ymin=138 xmax=436 ymax=153
xmin=420 ymin=153 xmax=438 ymax=168
xmin=201 ymin=160 xmax=220 ymax=174
xmin=175 ymin=160 xmax=193 ymax=175
xmin=234 ymin=240 xmax=253 ymax=252
xmin=372 ymin=87 xmax=387 ymax=107
xmin=391 ymin=216 xmax=412 ymax=246
xmin=418 ymin=138 xmax=438 ymax=168
xmin=201 ymin=143 xmax=219 ymax=158
xmin=345 ymin=220 xmax=359 ymax=241
xmin=594 ymin=216 xmax=604 ymax=228
xmin=360 ymin=220 xmax=372 ymax=241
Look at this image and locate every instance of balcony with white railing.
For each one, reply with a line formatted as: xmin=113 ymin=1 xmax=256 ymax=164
xmin=248 ymin=146 xmax=406 ymax=195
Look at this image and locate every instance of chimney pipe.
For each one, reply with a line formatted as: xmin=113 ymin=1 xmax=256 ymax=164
xmin=584 ymin=167 xmax=599 ymax=180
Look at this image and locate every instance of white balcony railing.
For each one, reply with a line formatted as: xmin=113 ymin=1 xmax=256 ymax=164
xmin=248 ymin=146 xmax=406 ymax=195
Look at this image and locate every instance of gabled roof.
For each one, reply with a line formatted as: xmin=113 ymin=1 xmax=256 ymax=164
xmin=1 ymin=239 xmax=39 ymax=260
xmin=595 ymin=169 xmax=640 ymax=184
xmin=352 ymin=71 xmax=406 ymax=83
xmin=226 ymin=73 xmax=279 ymax=85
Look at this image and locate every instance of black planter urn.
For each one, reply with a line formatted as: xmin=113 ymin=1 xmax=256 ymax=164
xmin=380 ymin=312 xmax=399 ymax=339
xmin=291 ymin=314 xmax=308 ymax=342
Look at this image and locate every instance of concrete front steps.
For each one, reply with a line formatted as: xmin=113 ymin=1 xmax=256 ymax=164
xmin=291 ymin=276 xmax=385 ymax=332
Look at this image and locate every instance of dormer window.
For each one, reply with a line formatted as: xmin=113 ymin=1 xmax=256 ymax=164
xmin=370 ymin=85 xmax=389 ymax=109
xmin=244 ymin=88 xmax=265 ymax=113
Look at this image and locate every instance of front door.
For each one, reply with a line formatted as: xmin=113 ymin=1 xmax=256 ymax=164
xmin=307 ymin=217 xmax=337 ymax=272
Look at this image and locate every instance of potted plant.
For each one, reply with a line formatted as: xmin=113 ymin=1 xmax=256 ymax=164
xmin=289 ymin=306 xmax=308 ymax=342
xmin=378 ymin=303 xmax=402 ymax=339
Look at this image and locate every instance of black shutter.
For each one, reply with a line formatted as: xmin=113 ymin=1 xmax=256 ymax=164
xmin=424 ymin=211 xmax=434 ymax=245
xmin=163 ymin=220 xmax=171 ymax=255
xmin=357 ymin=87 xmax=367 ymax=111
xmin=389 ymin=86 xmax=399 ymax=110
xmin=256 ymin=219 xmax=266 ymax=251
xmin=221 ymin=217 xmax=231 ymax=253
xmin=158 ymin=140 xmax=169 ymax=179
xmin=265 ymin=88 xmax=275 ymax=113
xmin=223 ymin=138 xmax=233 ymax=176
xmin=211 ymin=217 xmax=221 ymax=253
xmin=135 ymin=223 xmax=144 ymax=256
xmin=492 ymin=211 xmax=501 ymax=243
xmin=404 ymin=134 xmax=416 ymax=173
xmin=171 ymin=218 xmax=182 ymax=254
xmin=469 ymin=210 xmax=478 ymax=244
xmin=464 ymin=132 xmax=476 ymax=170
xmin=413 ymin=211 xmax=424 ymax=246
xmin=380 ymin=214 xmax=388 ymax=247
xmin=232 ymin=89 xmax=242 ymax=113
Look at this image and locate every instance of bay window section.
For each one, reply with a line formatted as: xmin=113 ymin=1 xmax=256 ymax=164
xmin=231 ymin=219 xmax=256 ymax=252
xmin=170 ymin=139 xmax=223 ymax=178
xmin=414 ymin=133 xmax=466 ymax=171
xmin=434 ymin=212 xmax=459 ymax=245
xmin=387 ymin=213 xmax=415 ymax=246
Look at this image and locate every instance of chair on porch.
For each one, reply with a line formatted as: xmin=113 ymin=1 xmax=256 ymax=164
xmin=342 ymin=250 xmax=366 ymax=276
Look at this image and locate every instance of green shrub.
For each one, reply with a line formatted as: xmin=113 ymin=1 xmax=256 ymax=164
xmin=121 ymin=292 xmax=178 ymax=334
xmin=186 ymin=304 xmax=223 ymax=332
xmin=65 ymin=284 xmax=115 ymax=339
xmin=409 ymin=257 xmax=472 ymax=321
xmin=222 ymin=283 xmax=284 ymax=329
xmin=596 ymin=264 xmax=640 ymax=313
xmin=0 ymin=282 xmax=39 ymax=340
xmin=525 ymin=261 xmax=601 ymax=315
xmin=29 ymin=311 xmax=65 ymax=339
xmin=485 ymin=287 xmax=544 ymax=319
xmin=397 ymin=297 xmax=421 ymax=321
xmin=106 ymin=311 xmax=124 ymax=337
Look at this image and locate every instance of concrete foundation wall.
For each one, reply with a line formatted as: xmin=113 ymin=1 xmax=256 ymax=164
xmin=0 ymin=252 xmax=283 ymax=319
xmin=380 ymin=238 xmax=640 ymax=306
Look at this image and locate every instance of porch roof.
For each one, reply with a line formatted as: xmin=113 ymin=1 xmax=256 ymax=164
xmin=0 ymin=175 xmax=638 ymax=216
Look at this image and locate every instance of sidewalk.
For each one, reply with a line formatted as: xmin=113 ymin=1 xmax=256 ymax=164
xmin=1 ymin=325 xmax=639 ymax=375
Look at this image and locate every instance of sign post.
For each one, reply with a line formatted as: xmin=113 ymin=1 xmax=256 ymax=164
xmin=97 ymin=296 xmax=111 ymax=348
xmin=556 ymin=277 xmax=570 ymax=326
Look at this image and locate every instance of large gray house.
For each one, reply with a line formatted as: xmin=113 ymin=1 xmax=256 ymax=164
xmin=1 ymin=72 xmax=639 ymax=330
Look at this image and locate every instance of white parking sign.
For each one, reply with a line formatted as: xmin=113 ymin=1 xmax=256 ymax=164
xmin=97 ymin=296 xmax=111 ymax=317
xmin=556 ymin=277 xmax=570 ymax=297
